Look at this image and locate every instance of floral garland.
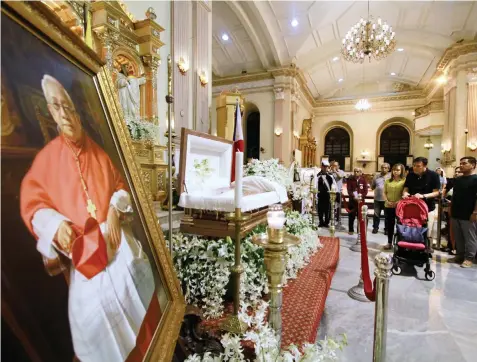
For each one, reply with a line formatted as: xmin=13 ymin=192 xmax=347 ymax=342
xmin=185 ymin=301 xmax=347 ymax=362
xmin=172 ymin=211 xmax=321 ymax=319
xmin=244 ymin=158 xmax=292 ymax=189
xmin=126 ymin=117 xmax=160 ymax=142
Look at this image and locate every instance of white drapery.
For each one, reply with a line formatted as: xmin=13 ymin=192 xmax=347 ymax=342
xmin=467 ymin=83 xmax=477 ymax=149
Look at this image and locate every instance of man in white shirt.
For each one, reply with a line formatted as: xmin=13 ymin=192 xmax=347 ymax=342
xmin=330 ymin=161 xmax=346 ymax=230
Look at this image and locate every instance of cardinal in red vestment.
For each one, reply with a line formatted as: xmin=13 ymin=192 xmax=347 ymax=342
xmin=20 ymin=75 xmax=161 ymax=362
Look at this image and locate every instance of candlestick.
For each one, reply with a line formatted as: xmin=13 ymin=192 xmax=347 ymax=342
xmin=235 ymin=151 xmax=244 ymax=209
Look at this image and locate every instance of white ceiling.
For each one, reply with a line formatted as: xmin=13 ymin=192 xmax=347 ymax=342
xmin=212 ymin=1 xmax=477 ymax=99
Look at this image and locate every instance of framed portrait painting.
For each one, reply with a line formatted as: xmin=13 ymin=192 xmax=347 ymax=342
xmin=1 ymin=2 xmax=184 ymax=362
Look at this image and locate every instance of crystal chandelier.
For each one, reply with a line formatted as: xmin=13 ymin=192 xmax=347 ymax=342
xmin=341 ymin=1 xmax=396 ymax=63
xmin=355 ymin=98 xmax=372 ymax=112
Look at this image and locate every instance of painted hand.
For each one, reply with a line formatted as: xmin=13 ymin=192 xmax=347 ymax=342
xmin=107 ymin=206 xmax=121 ymax=250
xmin=55 ymin=221 xmax=76 ymax=253
xmin=470 ymin=213 xmax=477 ymax=223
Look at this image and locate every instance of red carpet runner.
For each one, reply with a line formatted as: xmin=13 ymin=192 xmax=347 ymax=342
xmin=201 ymin=237 xmax=340 ymax=349
xmin=281 ymin=236 xmax=339 ymax=347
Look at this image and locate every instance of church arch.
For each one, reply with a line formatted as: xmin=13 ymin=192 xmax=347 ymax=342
xmin=377 ymin=118 xmax=413 ymax=168
xmin=322 ymin=121 xmax=353 ymax=170
xmin=112 ymin=48 xmax=145 ymax=78
xmin=324 ymin=125 xmax=351 ymax=170
xmin=244 ymin=102 xmax=260 ymax=161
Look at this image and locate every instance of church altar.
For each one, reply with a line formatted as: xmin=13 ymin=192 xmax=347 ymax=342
xmin=298 ymin=119 xmax=317 ymax=167
xmin=132 ymin=140 xmax=168 ymax=202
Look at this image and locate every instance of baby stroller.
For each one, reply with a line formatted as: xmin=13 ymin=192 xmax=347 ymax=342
xmin=392 ymin=197 xmax=435 ymax=281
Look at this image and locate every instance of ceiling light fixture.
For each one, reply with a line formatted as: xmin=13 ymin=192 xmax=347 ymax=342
xmin=221 ymin=33 xmax=229 ymax=41
xmin=332 ymin=56 xmax=340 ymax=62
xmin=355 ymin=98 xmax=372 ymax=112
xmin=341 ymin=0 xmax=396 ymax=63
xmin=397 ymin=48 xmax=404 ymax=52
xmin=338 ymin=78 xmax=344 ymax=82
xmin=390 ymin=72 xmax=396 ymax=76
xmin=291 ymin=18 xmax=299 ymax=27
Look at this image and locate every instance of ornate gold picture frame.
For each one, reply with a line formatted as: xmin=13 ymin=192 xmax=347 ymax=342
xmin=1 ymin=2 xmax=184 ymax=361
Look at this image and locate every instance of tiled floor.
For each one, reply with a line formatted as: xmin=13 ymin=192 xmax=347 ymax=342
xmin=317 ymin=219 xmax=477 ymax=362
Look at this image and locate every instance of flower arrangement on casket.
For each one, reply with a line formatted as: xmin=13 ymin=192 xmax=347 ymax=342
xmin=244 ymin=158 xmax=292 ymax=190
xmin=185 ymin=301 xmax=347 ymax=362
xmin=172 ymin=211 xmax=321 ymax=319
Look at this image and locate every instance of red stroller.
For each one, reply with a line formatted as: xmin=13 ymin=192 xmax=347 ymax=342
xmin=392 ymin=197 xmax=435 ymax=281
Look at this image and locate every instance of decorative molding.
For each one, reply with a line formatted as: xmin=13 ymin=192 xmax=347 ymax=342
xmin=414 ymin=125 xmax=444 ymax=136
xmin=314 ymin=92 xmax=425 ymax=108
xmin=436 ymin=42 xmax=477 ymax=73
xmin=274 ymin=87 xmax=285 ymax=100
xmin=414 ymin=100 xmax=444 ymax=119
xmin=212 ymin=71 xmax=273 ymax=87
xmin=212 ymin=78 xmax=274 ymax=95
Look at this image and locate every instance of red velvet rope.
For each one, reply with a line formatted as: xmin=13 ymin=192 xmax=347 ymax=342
xmin=358 ymin=201 xmax=376 ymax=302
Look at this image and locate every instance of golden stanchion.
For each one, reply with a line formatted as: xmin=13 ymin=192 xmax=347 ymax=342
xmin=220 ymin=208 xmax=251 ymax=334
xmin=310 ymin=187 xmax=319 ymax=225
xmin=252 ymin=204 xmax=300 ymax=343
xmin=436 ymin=192 xmax=443 ymax=250
xmin=373 ymin=253 xmax=393 ymax=362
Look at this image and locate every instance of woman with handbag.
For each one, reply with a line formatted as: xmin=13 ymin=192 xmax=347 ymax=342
xmin=383 ymin=164 xmax=406 ymax=250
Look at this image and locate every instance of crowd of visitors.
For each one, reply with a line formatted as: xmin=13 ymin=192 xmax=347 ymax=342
xmin=314 ymin=156 xmax=476 ymax=268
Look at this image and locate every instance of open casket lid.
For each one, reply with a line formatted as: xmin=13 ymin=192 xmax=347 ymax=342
xmin=178 ymin=128 xmax=234 ymax=195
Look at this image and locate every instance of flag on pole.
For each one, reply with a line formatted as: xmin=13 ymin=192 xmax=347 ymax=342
xmin=231 ymin=99 xmax=244 ymax=182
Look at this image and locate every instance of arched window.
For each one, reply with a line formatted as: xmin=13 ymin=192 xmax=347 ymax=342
xmin=324 ymin=128 xmax=350 ymax=168
xmin=379 ymin=125 xmax=410 ymax=166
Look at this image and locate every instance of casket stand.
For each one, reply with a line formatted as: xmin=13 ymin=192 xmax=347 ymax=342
xmin=178 ymin=128 xmax=290 ymax=238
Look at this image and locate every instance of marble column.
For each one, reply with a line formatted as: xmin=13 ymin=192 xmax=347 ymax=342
xmin=273 ymin=85 xmax=292 ymax=165
xmin=466 ymin=76 xmax=477 ymax=155
xmin=193 ymin=1 xmax=211 ymax=134
xmin=172 ymin=0 xmax=192 ymax=140
xmin=454 ymin=70 xmax=469 ymax=163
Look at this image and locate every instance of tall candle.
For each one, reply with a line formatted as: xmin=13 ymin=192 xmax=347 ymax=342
xmin=235 ymin=151 xmax=244 ymax=208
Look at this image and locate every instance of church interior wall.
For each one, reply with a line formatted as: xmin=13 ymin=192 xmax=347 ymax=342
xmin=413 ymin=135 xmax=443 ymax=170
xmin=241 ymin=90 xmax=275 ymax=160
xmin=313 ymin=108 xmax=418 ymax=172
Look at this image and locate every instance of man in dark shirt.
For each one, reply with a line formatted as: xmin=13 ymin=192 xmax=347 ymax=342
xmin=316 ymin=160 xmax=336 ymax=227
xmin=403 ymin=157 xmax=441 ymax=245
xmin=449 ymin=157 xmax=477 ymax=268
xmin=347 ymin=167 xmax=368 ymax=234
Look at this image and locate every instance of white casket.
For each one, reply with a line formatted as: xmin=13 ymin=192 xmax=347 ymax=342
xmin=178 ymin=128 xmax=290 ymax=238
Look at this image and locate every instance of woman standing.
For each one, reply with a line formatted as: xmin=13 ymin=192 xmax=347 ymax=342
xmin=436 ymin=167 xmax=447 ymax=193
xmin=383 ymin=164 xmax=406 ymax=250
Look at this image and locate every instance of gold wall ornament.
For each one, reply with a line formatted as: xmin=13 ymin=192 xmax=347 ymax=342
xmin=177 ymin=57 xmax=189 ymax=75
xmin=0 ymin=4 xmax=185 ymax=361
xmin=298 ymin=119 xmax=316 ymax=167
xmin=199 ymin=70 xmax=208 ymax=87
